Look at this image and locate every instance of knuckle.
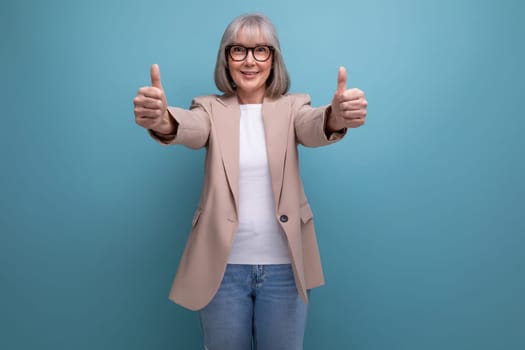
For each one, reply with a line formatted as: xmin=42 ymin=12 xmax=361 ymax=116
xmin=152 ymin=88 xmax=162 ymax=98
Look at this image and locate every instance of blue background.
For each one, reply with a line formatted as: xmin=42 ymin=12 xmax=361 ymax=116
xmin=2 ymin=0 xmax=524 ymax=349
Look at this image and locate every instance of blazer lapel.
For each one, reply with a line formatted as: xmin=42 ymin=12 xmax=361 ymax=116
xmin=262 ymin=96 xmax=291 ymax=208
xmin=214 ymin=95 xmax=240 ymax=211
xmin=212 ymin=94 xmax=291 ymax=212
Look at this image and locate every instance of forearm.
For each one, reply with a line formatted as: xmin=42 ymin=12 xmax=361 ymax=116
xmin=295 ymin=102 xmax=346 ymax=147
xmin=149 ymin=102 xmax=211 ymax=148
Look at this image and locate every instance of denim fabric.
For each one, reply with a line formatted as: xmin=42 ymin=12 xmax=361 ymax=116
xmin=199 ymin=264 xmax=309 ymax=350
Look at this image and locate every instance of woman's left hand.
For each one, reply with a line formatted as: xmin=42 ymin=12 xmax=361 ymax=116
xmin=327 ymin=66 xmax=368 ymax=131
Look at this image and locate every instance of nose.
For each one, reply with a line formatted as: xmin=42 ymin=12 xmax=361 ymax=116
xmin=244 ymin=50 xmax=256 ymax=64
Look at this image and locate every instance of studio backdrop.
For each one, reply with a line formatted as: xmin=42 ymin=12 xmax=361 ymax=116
xmin=2 ymin=0 xmax=524 ymax=349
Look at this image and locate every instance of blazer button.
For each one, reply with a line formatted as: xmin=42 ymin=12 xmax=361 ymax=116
xmin=279 ymin=215 xmax=288 ymax=223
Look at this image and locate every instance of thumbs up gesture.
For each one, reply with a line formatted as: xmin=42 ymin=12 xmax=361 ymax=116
xmin=133 ymin=64 xmax=176 ymax=134
xmin=327 ymin=66 xmax=368 ymax=132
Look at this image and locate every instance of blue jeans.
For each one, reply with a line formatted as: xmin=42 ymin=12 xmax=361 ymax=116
xmin=199 ymin=264 xmax=309 ymax=350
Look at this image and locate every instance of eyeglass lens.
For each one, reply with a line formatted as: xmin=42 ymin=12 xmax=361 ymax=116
xmin=229 ymin=46 xmax=272 ymax=62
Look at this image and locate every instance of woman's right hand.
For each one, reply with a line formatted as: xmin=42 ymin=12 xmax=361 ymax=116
xmin=133 ymin=64 xmax=177 ymax=134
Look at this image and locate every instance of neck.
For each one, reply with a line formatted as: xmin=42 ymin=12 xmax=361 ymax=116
xmin=236 ymin=88 xmax=266 ymax=104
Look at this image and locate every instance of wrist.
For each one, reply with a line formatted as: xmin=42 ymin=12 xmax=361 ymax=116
xmin=325 ymin=106 xmax=344 ymax=134
xmin=153 ymin=110 xmax=178 ymax=135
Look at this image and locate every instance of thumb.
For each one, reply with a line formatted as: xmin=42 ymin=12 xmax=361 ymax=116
xmin=150 ymin=64 xmax=163 ymax=90
xmin=336 ymin=66 xmax=347 ymax=94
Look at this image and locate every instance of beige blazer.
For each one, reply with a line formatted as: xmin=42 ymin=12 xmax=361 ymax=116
xmin=150 ymin=93 xmax=346 ymax=311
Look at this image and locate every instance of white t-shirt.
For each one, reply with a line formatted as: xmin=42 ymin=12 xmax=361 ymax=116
xmin=227 ymin=104 xmax=291 ymax=264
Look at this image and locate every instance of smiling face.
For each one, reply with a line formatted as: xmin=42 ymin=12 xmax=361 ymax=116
xmin=227 ymin=29 xmax=273 ymax=104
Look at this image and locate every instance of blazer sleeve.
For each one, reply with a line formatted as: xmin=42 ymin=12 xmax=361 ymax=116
xmin=292 ymin=94 xmax=347 ymax=147
xmin=148 ymin=96 xmax=212 ymax=149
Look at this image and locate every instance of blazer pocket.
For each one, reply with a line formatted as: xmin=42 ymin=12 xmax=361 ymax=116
xmin=300 ymin=203 xmax=313 ymax=224
xmin=192 ymin=208 xmax=202 ymax=227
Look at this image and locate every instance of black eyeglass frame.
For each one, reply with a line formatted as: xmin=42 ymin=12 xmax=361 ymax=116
xmin=225 ymin=45 xmax=275 ymax=62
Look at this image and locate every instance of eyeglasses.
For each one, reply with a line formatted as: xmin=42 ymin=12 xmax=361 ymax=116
xmin=226 ymin=45 xmax=274 ymax=62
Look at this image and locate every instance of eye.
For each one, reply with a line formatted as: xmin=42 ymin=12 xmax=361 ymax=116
xmin=231 ymin=46 xmax=245 ymax=54
xmin=255 ymin=46 xmax=269 ymax=54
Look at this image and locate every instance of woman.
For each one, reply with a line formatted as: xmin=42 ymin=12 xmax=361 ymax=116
xmin=133 ymin=13 xmax=367 ymax=350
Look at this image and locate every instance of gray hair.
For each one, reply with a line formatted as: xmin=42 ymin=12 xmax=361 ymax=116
xmin=214 ymin=14 xmax=290 ymax=97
